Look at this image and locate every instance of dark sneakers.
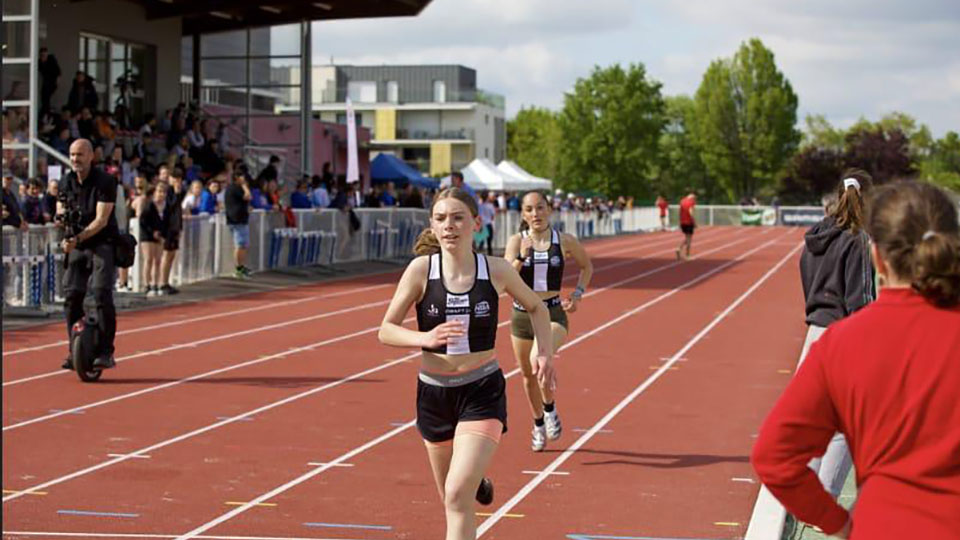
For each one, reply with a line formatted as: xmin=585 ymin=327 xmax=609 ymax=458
xmin=61 ymin=357 xmax=73 ymax=370
xmin=161 ymin=284 xmax=179 ymax=295
xmin=476 ymin=477 xmax=494 ymax=506
xmin=92 ymin=355 xmax=116 ymax=369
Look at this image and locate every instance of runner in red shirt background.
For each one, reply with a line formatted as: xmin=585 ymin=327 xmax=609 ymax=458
xmin=676 ymin=190 xmax=696 ymax=260
xmin=656 ymin=194 xmax=668 ymax=231
xmin=752 ymin=181 xmax=960 ymax=540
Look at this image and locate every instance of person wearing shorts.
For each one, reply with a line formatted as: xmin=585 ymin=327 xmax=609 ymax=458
xmin=379 ymin=187 xmax=555 ymax=540
xmin=224 ymin=169 xmax=252 ymax=278
xmin=504 ymin=190 xmax=593 ymax=452
xmin=656 ymin=194 xmax=668 ymax=231
xmin=159 ymin=169 xmax=185 ymax=294
xmin=677 ymin=190 xmax=696 ymax=260
xmin=137 ymin=185 xmax=165 ymax=296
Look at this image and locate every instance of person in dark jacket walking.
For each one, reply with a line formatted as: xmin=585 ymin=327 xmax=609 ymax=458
xmin=795 ymin=168 xmax=875 ymax=499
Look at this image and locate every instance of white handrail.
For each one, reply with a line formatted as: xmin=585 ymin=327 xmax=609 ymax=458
xmin=32 ymin=137 xmax=73 ymax=170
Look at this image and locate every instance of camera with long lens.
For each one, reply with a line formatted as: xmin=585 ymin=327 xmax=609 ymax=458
xmin=55 ymin=190 xmax=84 ymax=239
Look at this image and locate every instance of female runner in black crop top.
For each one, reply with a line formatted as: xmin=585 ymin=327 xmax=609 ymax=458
xmin=379 ymin=187 xmax=554 ymax=540
xmin=504 ymin=190 xmax=593 ymax=452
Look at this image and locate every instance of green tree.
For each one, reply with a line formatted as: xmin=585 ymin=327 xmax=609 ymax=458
xmin=506 ymin=106 xmax=562 ymax=181
xmin=557 ymin=63 xmax=666 ymax=198
xmin=692 ymin=38 xmax=801 ymax=202
xmin=802 ymin=114 xmax=845 ymax=151
xmin=656 ymin=95 xmax=715 ymax=201
xmin=921 ymin=131 xmax=960 ymax=192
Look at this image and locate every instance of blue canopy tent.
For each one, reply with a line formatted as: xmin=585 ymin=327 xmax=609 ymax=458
xmin=370 ymin=154 xmax=439 ymax=189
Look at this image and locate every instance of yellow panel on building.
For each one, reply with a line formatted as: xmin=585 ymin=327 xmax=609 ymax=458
xmin=374 ymin=108 xmax=396 ymax=141
xmin=430 ymin=143 xmax=452 ymax=176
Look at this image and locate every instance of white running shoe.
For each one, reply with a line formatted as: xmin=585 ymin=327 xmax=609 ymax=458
xmin=531 ymin=425 xmax=547 ymax=452
xmin=544 ymin=409 xmax=562 ymax=441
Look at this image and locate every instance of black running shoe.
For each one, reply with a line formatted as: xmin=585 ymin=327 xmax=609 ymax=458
xmin=161 ymin=284 xmax=179 ymax=295
xmin=61 ymin=357 xmax=74 ymax=370
xmin=476 ymin=477 xmax=494 ymax=506
xmin=92 ymin=355 xmax=116 ymax=369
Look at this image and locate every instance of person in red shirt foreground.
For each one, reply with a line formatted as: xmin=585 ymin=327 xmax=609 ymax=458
xmin=752 ymin=180 xmax=960 ymax=539
xmin=656 ymin=194 xmax=668 ymax=231
xmin=676 ymin=190 xmax=696 ymax=260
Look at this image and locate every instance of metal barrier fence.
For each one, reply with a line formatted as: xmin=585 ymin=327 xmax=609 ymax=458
xmin=4 ymin=207 xmax=661 ymax=311
xmin=2 ymin=224 xmax=65 ymax=311
xmin=666 ymin=205 xmax=826 ymax=227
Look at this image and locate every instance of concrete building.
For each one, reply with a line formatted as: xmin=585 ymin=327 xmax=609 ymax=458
xmin=275 ymin=65 xmax=506 ymax=177
xmin=2 ymin=0 xmax=431 ymax=179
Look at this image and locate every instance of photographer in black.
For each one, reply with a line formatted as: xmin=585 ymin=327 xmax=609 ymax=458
xmin=58 ymin=139 xmax=120 ymax=370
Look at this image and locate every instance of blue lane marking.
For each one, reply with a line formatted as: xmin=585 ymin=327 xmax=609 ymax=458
xmin=57 ymin=510 xmax=140 ymax=518
xmin=567 ymin=535 xmax=721 ymax=540
xmin=304 ymin=522 xmax=393 ymax=531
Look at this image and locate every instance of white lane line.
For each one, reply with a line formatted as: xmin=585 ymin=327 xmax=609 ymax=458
xmin=2 ymin=299 xmax=391 ymax=388
xmin=2 ymin=322 xmax=400 ymax=432
xmin=0 ymin=231 xmax=674 ymax=357
xmin=476 ymin=241 xmax=804 ymax=536
xmin=2 ymin=229 xmax=728 ymax=388
xmin=305 ymin=462 xmax=354 ymax=468
xmin=168 ymin=231 xmax=786 ymax=539
xmin=1 ymin=283 xmax=393 ymax=357
xmin=1 ymin=532 xmax=362 ymax=540
xmin=732 ymin=477 xmax=757 ymax=484
xmin=2 ymin=230 xmax=741 ymax=428
xmin=106 ymin=454 xmax=151 ymax=459
xmin=2 ymin=229 xmax=766 ymax=503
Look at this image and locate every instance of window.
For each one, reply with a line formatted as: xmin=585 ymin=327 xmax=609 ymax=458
xmin=433 ymin=80 xmax=446 ymax=103
xmin=485 ymin=114 xmax=489 ymax=125
xmin=386 ymin=81 xmax=399 ymax=104
xmin=484 ymin=148 xmax=489 ymax=158
xmin=78 ymin=33 xmax=147 ymax=124
xmin=347 ymin=81 xmax=377 ymax=103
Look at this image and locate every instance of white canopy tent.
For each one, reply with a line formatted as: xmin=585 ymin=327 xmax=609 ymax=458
xmin=440 ymin=158 xmax=535 ymax=192
xmin=496 ymin=160 xmax=553 ymax=191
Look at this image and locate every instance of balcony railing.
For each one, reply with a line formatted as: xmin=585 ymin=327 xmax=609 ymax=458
xmin=393 ymin=127 xmax=475 ymax=141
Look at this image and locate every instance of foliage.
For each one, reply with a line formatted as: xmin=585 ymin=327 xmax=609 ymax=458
xmin=557 ymin=63 xmax=666 ymax=198
xmin=692 ymin=38 xmax=801 ymax=202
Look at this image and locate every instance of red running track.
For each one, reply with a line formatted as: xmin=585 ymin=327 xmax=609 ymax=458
xmin=2 ymin=226 xmax=807 ymax=540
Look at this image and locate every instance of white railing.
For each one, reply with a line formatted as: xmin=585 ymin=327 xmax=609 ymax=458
xmin=3 ymin=206 xmax=662 ymax=309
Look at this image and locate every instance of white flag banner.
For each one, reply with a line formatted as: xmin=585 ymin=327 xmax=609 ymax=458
xmin=346 ymin=97 xmax=359 ymax=184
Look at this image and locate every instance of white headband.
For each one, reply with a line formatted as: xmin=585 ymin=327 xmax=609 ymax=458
xmin=842 ymin=178 xmax=861 ymax=191
xmin=922 ymin=230 xmax=937 ymax=241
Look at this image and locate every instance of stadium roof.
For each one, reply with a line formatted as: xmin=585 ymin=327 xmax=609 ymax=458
xmin=102 ymin=0 xmax=432 ymax=35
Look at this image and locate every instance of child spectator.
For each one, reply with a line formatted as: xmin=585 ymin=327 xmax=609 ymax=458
xmin=137 ymin=185 xmax=166 ymax=296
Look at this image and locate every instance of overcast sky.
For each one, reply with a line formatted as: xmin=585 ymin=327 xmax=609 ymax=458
xmin=288 ymin=0 xmax=959 ymax=137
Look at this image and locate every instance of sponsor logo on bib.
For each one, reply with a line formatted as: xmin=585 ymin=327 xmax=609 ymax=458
xmin=446 ymin=294 xmax=470 ymax=308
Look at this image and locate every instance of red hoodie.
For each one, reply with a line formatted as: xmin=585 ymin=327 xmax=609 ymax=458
xmin=752 ymin=288 xmax=960 ymax=539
